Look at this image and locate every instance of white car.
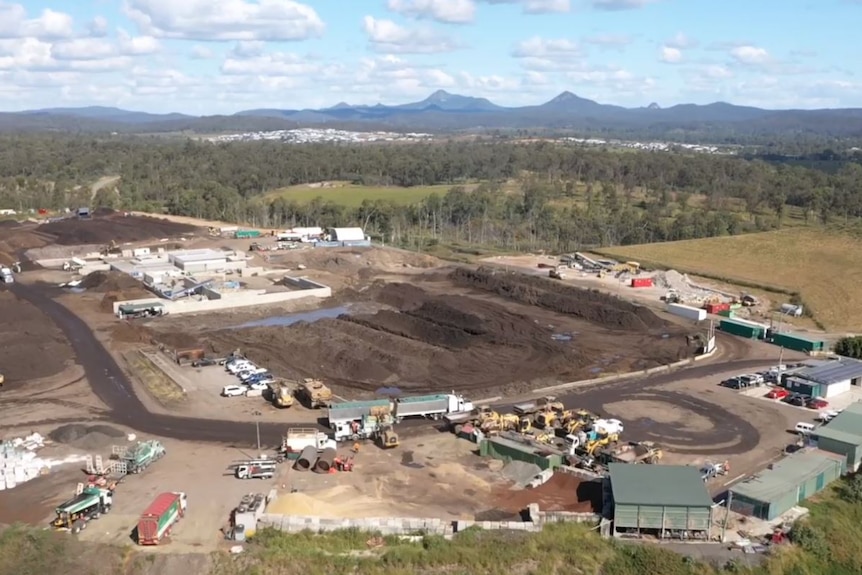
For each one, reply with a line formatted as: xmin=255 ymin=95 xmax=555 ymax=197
xmin=221 ymin=385 xmax=246 ymax=397
xmin=238 ymin=367 xmax=267 ymax=379
xmin=247 ymin=381 xmax=269 ymax=391
xmin=228 ymin=362 xmax=256 ymax=374
xmin=818 ymin=410 xmax=841 ymax=422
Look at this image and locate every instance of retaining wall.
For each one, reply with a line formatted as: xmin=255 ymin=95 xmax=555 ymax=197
xmin=528 ymin=503 xmax=600 ymax=525
xmin=112 ymin=286 xmax=331 ymax=315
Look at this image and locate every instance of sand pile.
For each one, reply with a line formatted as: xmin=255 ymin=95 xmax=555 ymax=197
xmin=268 ymin=485 xmax=402 ymax=518
xmin=49 ymin=424 xmax=126 ymax=451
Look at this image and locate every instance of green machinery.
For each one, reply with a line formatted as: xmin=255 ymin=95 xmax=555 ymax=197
xmin=52 ymin=486 xmax=113 ymax=533
xmin=113 ymin=440 xmax=166 ymax=474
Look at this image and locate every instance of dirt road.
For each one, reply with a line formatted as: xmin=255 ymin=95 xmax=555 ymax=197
xmin=11 ymin=282 xmax=774 ymax=456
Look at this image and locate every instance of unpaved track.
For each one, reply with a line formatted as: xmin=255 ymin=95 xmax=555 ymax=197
xmin=12 ymin=284 xmax=769 ymax=454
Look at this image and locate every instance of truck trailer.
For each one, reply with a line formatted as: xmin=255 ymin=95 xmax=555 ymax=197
xmin=137 ymin=492 xmax=187 ymax=545
xmin=393 ymin=393 xmax=473 ymax=421
xmin=327 ymin=399 xmax=391 ymax=425
xmin=332 ymin=413 xmax=393 ymax=442
xmin=114 ymin=440 xmax=166 ymax=474
xmin=281 ymin=427 xmax=337 ymax=458
xmin=52 ymin=486 xmax=113 ymax=533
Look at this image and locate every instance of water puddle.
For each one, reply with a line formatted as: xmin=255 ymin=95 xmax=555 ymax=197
xmin=232 ymin=305 xmax=350 ymax=329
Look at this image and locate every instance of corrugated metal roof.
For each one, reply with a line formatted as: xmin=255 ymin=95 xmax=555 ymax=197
xmin=729 ymin=450 xmax=844 ymax=503
xmin=609 ymin=464 xmax=712 ymax=508
xmin=796 ymin=358 xmax=862 ymax=385
xmin=815 ymin=402 xmax=862 ymax=444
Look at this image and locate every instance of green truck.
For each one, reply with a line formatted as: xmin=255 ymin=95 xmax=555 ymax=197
xmin=137 ymin=492 xmax=188 ymax=545
xmin=52 ymin=486 xmax=113 ymax=533
xmin=115 ymin=440 xmax=166 ymax=474
xmin=234 ymin=229 xmax=261 ymax=239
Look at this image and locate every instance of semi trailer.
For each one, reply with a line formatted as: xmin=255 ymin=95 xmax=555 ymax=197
xmin=113 ymin=440 xmax=166 ymax=474
xmin=392 ymin=393 xmax=473 ymax=421
xmin=52 ymin=486 xmax=113 ymax=533
xmin=137 ymin=492 xmax=187 ymax=545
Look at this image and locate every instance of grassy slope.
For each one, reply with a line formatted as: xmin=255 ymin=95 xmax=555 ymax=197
xmin=596 ymin=228 xmax=862 ymax=331
xmin=260 ymin=182 xmax=454 ymax=207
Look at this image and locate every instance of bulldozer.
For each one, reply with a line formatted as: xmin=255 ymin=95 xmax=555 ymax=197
xmin=480 ymin=413 xmax=528 ymax=435
xmin=535 ymin=409 xmax=562 ymax=429
xmin=376 ymin=426 xmax=399 ymax=449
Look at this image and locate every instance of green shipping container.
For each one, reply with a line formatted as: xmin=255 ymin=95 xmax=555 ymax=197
xmin=234 ymin=230 xmax=261 ymax=239
xmin=719 ymin=319 xmax=764 ymax=339
xmin=772 ymin=332 xmax=825 ymax=353
xmin=718 ymin=310 xmax=734 ymax=318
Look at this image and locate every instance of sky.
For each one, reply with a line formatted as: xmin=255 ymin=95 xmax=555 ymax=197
xmin=0 ymin=0 xmax=859 ymax=114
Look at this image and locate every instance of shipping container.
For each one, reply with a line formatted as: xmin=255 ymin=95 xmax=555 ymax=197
xmin=630 ymin=277 xmax=653 ymax=288
xmin=667 ymin=303 xmax=707 ymax=321
xmin=719 ymin=319 xmax=766 ymax=339
xmin=137 ymin=492 xmax=186 ymax=545
xmin=705 ymin=302 xmax=731 ymax=314
xmin=718 ymin=309 xmax=735 ymax=318
xmin=234 ymin=230 xmax=261 ymax=239
xmin=771 ymin=332 xmax=826 ymax=353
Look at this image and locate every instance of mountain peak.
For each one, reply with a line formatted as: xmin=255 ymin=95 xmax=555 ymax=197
xmin=548 ymin=91 xmax=580 ymax=104
xmin=426 ymin=90 xmax=453 ymax=102
xmin=647 ymin=102 xmax=661 ymax=110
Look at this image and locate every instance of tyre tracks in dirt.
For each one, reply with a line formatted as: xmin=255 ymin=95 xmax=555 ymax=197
xmin=12 ymin=283 xmax=770 ymax=454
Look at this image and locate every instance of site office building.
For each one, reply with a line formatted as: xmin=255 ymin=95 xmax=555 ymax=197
xmin=785 ymin=357 xmax=862 ymax=399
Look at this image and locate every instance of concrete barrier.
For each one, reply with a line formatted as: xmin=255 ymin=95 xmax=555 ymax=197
xmin=527 ymin=503 xmax=600 ymax=525
xmin=112 ymin=286 xmax=332 ymax=316
xmin=532 ymin=345 xmax=718 ymax=395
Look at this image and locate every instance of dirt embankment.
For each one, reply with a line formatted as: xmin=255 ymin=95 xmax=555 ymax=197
xmin=0 ymin=291 xmax=74 ymax=384
xmin=451 ymin=267 xmax=667 ymax=331
xmin=36 ymin=211 xmax=199 ymax=246
xmin=180 ymin=274 xmax=691 ymax=397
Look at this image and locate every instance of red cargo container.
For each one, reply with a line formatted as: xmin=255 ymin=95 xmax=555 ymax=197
xmin=630 ymin=277 xmax=653 ymax=288
xmin=705 ymin=302 xmax=731 ymax=314
xmin=137 ymin=492 xmax=184 ymax=545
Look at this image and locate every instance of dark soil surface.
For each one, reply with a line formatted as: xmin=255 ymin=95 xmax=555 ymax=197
xmin=493 ymin=473 xmax=603 ymax=513
xmin=169 ymin=272 xmax=694 ymax=396
xmin=48 ymin=423 xmax=126 ymax=450
xmin=36 ymin=212 xmax=199 ymax=246
xmin=0 ymin=291 xmax=73 ymax=384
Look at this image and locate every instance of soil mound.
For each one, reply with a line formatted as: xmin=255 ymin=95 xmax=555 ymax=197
xmin=450 ymin=266 xmax=667 ymax=331
xmin=0 ymin=291 xmax=72 ymax=382
xmin=49 ymin=424 xmax=126 ymax=450
xmin=36 ymin=213 xmax=198 ymax=246
xmin=99 ymin=288 xmax=151 ymax=313
xmin=81 ymin=270 xmax=141 ymax=292
xmin=375 ymin=282 xmax=427 ymax=309
xmin=0 ymin=220 xmax=21 ymax=229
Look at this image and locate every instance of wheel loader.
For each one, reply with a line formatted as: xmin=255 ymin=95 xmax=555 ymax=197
xmin=376 ymin=427 xmax=399 ymax=449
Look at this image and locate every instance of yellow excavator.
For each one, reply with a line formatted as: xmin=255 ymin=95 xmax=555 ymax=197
xmin=584 ymin=433 xmax=620 ymax=456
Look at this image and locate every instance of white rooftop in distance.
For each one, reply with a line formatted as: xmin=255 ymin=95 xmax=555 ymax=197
xmin=168 ymin=249 xmax=227 ymax=264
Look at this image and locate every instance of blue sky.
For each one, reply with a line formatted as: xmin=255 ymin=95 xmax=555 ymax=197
xmin=0 ymin=0 xmax=859 ymax=114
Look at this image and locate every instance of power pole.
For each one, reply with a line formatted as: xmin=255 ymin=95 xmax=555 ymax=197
xmin=721 ymin=490 xmax=733 ymax=542
xmin=252 ymin=410 xmax=262 ymax=453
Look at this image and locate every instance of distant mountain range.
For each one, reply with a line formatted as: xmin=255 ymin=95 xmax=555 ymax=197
xmin=2 ymin=90 xmax=862 ymax=141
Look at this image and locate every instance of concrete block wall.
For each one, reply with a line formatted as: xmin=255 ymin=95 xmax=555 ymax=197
xmin=527 ymin=503 xmax=600 ymax=525
xmin=111 ymin=287 xmax=332 ymax=316
xmin=556 ymin=465 xmax=604 ymax=481
xmin=258 ymin=514 xmax=454 ymax=536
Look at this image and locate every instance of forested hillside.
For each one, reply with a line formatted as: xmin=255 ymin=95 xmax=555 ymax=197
xmin=1 ymin=136 xmax=860 ymax=252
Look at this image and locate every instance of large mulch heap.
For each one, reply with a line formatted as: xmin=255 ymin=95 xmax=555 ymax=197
xmin=36 ymin=210 xmax=199 ymax=246
xmin=49 ymin=424 xmax=127 ymax=451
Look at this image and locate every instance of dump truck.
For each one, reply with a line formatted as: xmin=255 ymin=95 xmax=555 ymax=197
xmin=281 ymin=428 xmax=336 ymax=459
xmin=233 ymin=459 xmax=277 ymax=480
xmin=295 ymin=378 xmax=332 ymax=408
xmin=393 ymin=393 xmax=474 ymax=421
xmin=114 ymin=440 xmax=166 ymax=474
xmin=52 ymin=486 xmax=113 ymax=533
xmin=137 ymin=492 xmax=187 ymax=545
xmin=513 ymin=396 xmax=564 ymax=416
xmin=270 ymin=381 xmax=295 ymax=408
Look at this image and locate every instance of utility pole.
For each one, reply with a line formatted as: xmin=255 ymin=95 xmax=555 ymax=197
xmin=721 ymin=491 xmax=733 ymax=542
xmin=253 ymin=410 xmax=262 ymax=453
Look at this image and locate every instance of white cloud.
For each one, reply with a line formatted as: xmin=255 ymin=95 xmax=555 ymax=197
xmin=190 ymin=45 xmax=214 ymax=59
xmin=659 ymin=46 xmax=681 ymax=63
xmin=221 ymin=51 xmax=319 ymax=77
xmin=363 ymin=16 xmax=458 ymax=54
xmin=583 ymin=34 xmax=632 ymax=49
xmin=512 ymin=37 xmax=582 ymax=59
xmin=0 ymin=4 xmax=75 ymax=39
xmin=88 ymin=16 xmax=109 ymax=37
xmin=230 ymin=40 xmax=265 ymax=58
xmin=665 ymin=32 xmax=695 ymax=49
xmin=730 ymin=45 xmax=771 ymax=65
xmin=478 ymin=0 xmax=570 ymax=14
xmin=124 ymin=0 xmax=324 ymax=41
xmin=387 ymin=0 xmax=476 ymax=24
xmin=50 ymin=33 xmax=159 ymax=61
xmin=592 ymin=0 xmax=655 ymax=10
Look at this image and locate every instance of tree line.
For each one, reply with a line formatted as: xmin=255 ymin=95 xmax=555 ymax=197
xmin=0 ymin=135 xmax=860 ymax=252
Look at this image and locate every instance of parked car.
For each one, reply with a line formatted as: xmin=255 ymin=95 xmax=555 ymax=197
xmin=221 ymin=385 xmax=246 ymax=397
xmin=191 ymin=358 xmax=218 ymax=367
xmin=237 ymin=367 xmax=267 ymax=380
xmin=228 ymin=362 xmax=256 ymax=375
xmin=247 ymin=381 xmax=269 ymax=391
xmin=787 ymin=394 xmax=807 ymax=407
xmin=766 ymin=388 xmax=790 ymax=400
xmin=245 ymin=375 xmax=274 ymax=385
xmin=240 ymin=370 xmax=270 ymax=382
xmin=739 ymin=374 xmax=764 ymax=386
xmin=806 ymin=397 xmax=829 ymax=410
xmin=818 ymin=410 xmax=840 ymax=422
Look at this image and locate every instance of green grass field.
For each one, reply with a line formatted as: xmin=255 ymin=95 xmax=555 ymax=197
xmin=598 ymin=228 xmax=862 ymax=331
xmin=263 ymin=182 xmax=455 ymax=207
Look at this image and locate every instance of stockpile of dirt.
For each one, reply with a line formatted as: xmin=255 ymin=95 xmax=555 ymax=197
xmin=48 ymin=423 xmax=126 ymax=450
xmin=81 ymin=270 xmax=142 ymax=292
xmin=99 ymin=289 xmax=151 ymax=313
xmin=36 ymin=213 xmax=199 ymax=246
xmin=451 ymin=266 xmax=667 ymax=331
xmin=493 ymin=473 xmax=603 ymax=513
xmin=197 ymin=280 xmax=687 ymax=396
xmin=0 ymin=291 xmax=73 ymax=383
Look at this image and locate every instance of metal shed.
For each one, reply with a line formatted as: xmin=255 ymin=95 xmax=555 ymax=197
xmin=479 ymin=436 xmax=562 ymax=471
xmin=792 ymin=357 xmax=862 ymax=398
xmin=729 ymin=449 xmax=845 ymax=521
xmin=329 ymin=227 xmax=366 ymax=242
xmin=815 ymin=402 xmax=862 ymax=471
xmin=608 ymin=464 xmax=713 ymax=537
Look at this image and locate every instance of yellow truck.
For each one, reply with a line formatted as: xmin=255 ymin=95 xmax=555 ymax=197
xmin=271 ymin=382 xmax=294 ymax=408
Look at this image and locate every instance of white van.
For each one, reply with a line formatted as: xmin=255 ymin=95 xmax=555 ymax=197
xmin=795 ymin=422 xmax=816 ymax=435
